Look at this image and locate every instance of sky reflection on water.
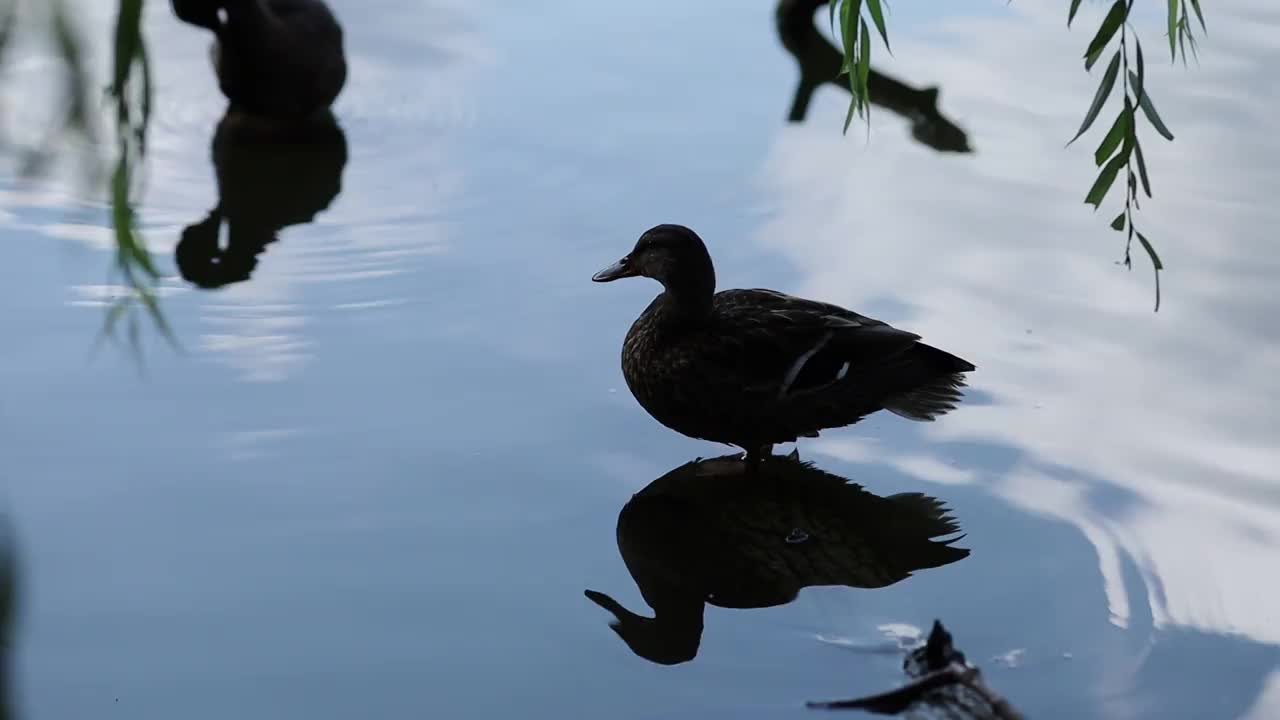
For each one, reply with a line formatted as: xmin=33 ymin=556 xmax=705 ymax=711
xmin=1 ymin=0 xmax=1277 ymax=718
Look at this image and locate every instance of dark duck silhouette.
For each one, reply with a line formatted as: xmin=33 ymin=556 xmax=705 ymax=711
xmin=592 ymin=224 xmax=976 ymax=464
xmin=176 ymin=111 xmax=348 ymax=289
xmin=584 ymin=452 xmax=969 ymax=665
xmin=170 ymin=0 xmax=347 ymax=129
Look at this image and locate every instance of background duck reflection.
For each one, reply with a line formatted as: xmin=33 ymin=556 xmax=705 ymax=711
xmin=175 ymin=112 xmax=348 ymax=289
xmin=775 ymin=0 xmax=971 ymax=154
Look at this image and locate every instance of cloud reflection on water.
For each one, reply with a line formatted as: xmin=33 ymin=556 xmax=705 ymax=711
xmin=760 ymin=0 xmax=1280 ymax=653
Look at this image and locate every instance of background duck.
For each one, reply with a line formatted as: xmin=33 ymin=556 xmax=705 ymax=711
xmin=171 ymin=0 xmax=347 ymax=130
xmin=583 ymin=452 xmax=970 ymax=665
xmin=593 ymin=224 xmax=977 ymax=464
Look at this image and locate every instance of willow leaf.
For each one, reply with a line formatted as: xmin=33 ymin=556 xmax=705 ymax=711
xmin=1085 ymin=152 xmax=1127 ymax=207
xmin=1084 ymin=1 xmax=1126 ymax=70
xmin=1129 ymin=71 xmax=1174 ymax=140
xmin=866 ymin=0 xmax=891 ymax=54
xmin=1069 ymin=50 xmax=1121 ymax=145
xmin=1094 ymin=111 xmax=1128 ymax=166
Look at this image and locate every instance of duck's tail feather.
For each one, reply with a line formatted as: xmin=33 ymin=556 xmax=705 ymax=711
xmin=883 ymin=343 xmax=975 ymax=421
xmin=885 ymin=372 xmax=969 ymax=421
xmin=883 ymin=492 xmax=971 ymax=569
xmin=886 ymin=493 xmax=964 ymax=538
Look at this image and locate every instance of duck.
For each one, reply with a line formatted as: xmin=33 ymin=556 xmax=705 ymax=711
xmin=583 ymin=452 xmax=969 ymax=665
xmin=592 ymin=224 xmax=976 ymax=464
xmin=170 ymin=0 xmax=347 ymax=129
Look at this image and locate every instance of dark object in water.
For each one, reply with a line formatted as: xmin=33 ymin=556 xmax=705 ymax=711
xmin=808 ymin=620 xmax=1025 ymax=720
xmin=171 ymin=0 xmax=347 ymax=126
xmin=1 ymin=517 xmax=16 ymax=720
xmin=584 ymin=452 xmax=969 ymax=665
xmin=775 ymin=0 xmax=972 ymax=153
xmin=593 ymin=224 xmax=976 ymax=464
xmin=175 ymin=110 xmax=348 ymax=289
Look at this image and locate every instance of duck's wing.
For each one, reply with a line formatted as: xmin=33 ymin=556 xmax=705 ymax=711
xmin=710 ymin=289 xmax=926 ymax=398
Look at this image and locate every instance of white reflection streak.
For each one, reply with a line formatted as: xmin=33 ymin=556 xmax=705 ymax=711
xmin=1245 ymin=670 xmax=1280 ymax=720
xmin=758 ymin=0 xmax=1280 ymax=647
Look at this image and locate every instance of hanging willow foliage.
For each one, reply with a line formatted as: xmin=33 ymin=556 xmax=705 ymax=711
xmin=831 ymin=0 xmax=1206 ymax=311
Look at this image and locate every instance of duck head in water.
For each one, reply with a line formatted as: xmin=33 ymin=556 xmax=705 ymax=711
xmin=583 ymin=589 xmax=704 ymax=665
xmin=175 ymin=111 xmax=348 ymax=289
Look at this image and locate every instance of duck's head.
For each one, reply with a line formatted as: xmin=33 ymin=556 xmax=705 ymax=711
xmin=592 ymin=224 xmax=715 ymax=297
xmin=583 ymin=589 xmax=703 ymax=665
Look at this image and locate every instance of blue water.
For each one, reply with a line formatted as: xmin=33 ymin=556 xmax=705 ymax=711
xmin=3 ymin=1 xmax=1278 ymax=718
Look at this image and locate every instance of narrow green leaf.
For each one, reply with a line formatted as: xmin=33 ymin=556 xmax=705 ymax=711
xmin=1085 ymin=44 xmax=1106 ymax=72
xmin=866 ymin=0 xmax=891 ymax=54
xmin=111 ymin=161 xmax=131 ymax=259
xmin=137 ymin=41 xmax=153 ymax=154
xmin=1084 ymin=1 xmax=1126 ymax=70
xmin=103 ymin=299 xmax=128 ymax=337
xmin=1178 ymin=19 xmax=1189 ymax=65
xmin=1186 ymin=25 xmax=1201 ymax=63
xmin=830 ymin=0 xmax=839 ymax=35
xmin=1085 ymin=152 xmax=1127 ymax=207
xmin=1110 ymin=213 xmax=1126 ymax=231
xmin=1189 ymin=0 xmax=1206 ymax=32
xmin=128 ymin=311 xmax=142 ymax=358
xmin=1068 ymin=50 xmax=1121 ymax=145
xmin=1094 ymin=112 xmax=1128 ymax=166
xmin=112 ymin=0 xmax=143 ymax=97
xmin=140 ymin=287 xmax=179 ymax=349
xmin=128 ymin=238 xmax=159 ymax=278
xmin=858 ymin=18 xmax=871 ymax=107
xmin=839 ymin=0 xmax=858 ymax=133
xmin=1134 ymin=36 xmax=1146 ymax=106
xmin=1135 ymin=229 xmax=1163 ymax=312
xmin=1136 ymin=232 xmax=1163 ymax=269
xmin=1167 ymin=0 xmax=1178 ymax=60
xmin=840 ymin=0 xmax=858 ymax=97
xmin=1068 ymin=0 xmax=1084 ymax=26
xmin=1133 ymin=135 xmax=1152 ymax=197
xmin=1120 ymin=97 xmax=1136 ymax=157
xmin=1129 ymin=71 xmax=1174 ymax=140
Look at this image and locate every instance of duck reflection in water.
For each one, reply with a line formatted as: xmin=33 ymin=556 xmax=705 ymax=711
xmin=584 ymin=452 xmax=969 ymax=665
xmin=175 ymin=113 xmax=348 ymax=289
xmin=775 ymin=0 xmax=971 ymax=154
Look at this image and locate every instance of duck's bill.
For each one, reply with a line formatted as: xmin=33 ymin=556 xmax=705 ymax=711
xmin=591 ymin=257 xmax=637 ymax=282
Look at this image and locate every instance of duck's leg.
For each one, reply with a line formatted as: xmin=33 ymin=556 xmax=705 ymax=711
xmin=743 ymin=444 xmax=774 ymax=473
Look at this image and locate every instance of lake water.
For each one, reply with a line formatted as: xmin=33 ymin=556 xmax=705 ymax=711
xmin=2 ymin=1 xmax=1278 ymax=718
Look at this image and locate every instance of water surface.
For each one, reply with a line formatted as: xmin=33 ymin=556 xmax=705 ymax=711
xmin=2 ymin=1 xmax=1278 ymax=718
